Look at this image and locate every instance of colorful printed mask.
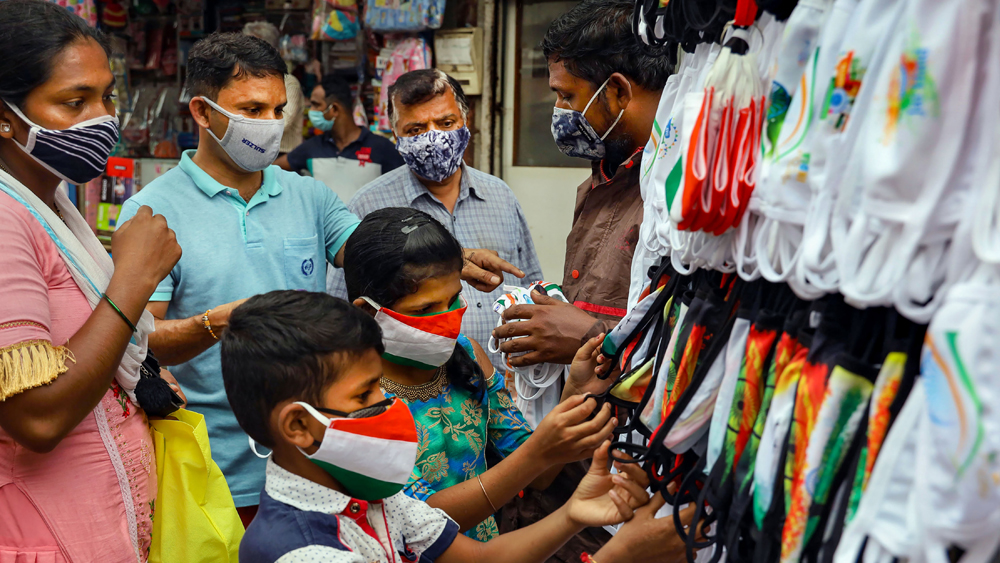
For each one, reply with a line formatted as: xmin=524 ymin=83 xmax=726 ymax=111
xmin=395 ymin=126 xmax=471 ymax=183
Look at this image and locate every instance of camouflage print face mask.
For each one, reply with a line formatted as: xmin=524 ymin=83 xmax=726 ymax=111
xmin=395 ymin=126 xmax=471 ymax=183
xmin=550 ymin=76 xmax=626 ymax=161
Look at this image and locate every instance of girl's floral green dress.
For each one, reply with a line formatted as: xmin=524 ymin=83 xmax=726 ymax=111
xmin=382 ymin=335 xmax=533 ymax=541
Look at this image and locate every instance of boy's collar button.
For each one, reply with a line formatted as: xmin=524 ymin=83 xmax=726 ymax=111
xmin=349 ymin=502 xmax=361 ymax=514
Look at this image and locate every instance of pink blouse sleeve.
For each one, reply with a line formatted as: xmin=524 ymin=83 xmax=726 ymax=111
xmin=0 ymin=198 xmax=69 ymax=400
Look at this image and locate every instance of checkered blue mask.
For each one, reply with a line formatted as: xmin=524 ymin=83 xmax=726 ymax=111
xmin=395 ymin=126 xmax=471 ymax=183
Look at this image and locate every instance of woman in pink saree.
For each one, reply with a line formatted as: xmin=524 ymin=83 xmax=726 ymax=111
xmin=0 ymin=1 xmax=181 ymax=561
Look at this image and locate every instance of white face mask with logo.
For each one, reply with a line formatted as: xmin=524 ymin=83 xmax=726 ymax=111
xmin=199 ymin=97 xmax=284 ymax=172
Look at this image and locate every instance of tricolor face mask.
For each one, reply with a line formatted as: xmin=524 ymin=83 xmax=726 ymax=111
xmin=361 ymin=295 xmax=467 ymax=370
xmin=3 ymin=100 xmax=119 ymax=185
xmin=199 ymin=97 xmax=283 ymax=172
xmin=297 ymin=398 xmax=418 ymax=501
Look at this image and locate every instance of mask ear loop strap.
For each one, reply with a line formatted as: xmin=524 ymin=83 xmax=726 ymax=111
xmin=360 ymin=296 xmax=383 ymax=311
xmin=197 ymin=97 xmax=236 ymax=146
xmin=249 ymin=436 xmax=273 ymax=459
xmin=581 ymin=76 xmax=614 ymax=117
xmin=2 ymin=100 xmax=41 ymax=152
xmin=581 ymin=76 xmax=632 ymax=142
xmin=295 ymin=401 xmax=333 ymax=426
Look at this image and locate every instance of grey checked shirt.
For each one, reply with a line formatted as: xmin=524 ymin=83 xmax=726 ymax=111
xmin=327 ymin=163 xmax=544 ymax=368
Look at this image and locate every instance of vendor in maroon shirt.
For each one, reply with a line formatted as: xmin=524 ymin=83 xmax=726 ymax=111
xmin=276 ymin=75 xmax=404 ymax=175
xmin=492 ymin=0 xmax=671 ymax=368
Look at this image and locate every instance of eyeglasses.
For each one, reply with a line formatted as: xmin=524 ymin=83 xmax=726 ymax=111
xmin=316 ymin=397 xmax=394 ymax=419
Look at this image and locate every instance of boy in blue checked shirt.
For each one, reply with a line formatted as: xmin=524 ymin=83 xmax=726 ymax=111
xmin=221 ymin=290 xmax=652 ymax=563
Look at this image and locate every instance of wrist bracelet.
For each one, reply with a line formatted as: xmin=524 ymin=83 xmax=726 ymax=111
xmin=103 ymin=293 xmax=138 ymax=333
xmin=477 ymin=475 xmax=498 ymax=513
xmin=202 ymin=309 xmax=218 ymax=340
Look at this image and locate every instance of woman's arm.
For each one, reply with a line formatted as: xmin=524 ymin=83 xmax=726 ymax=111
xmin=0 ymin=206 xmax=180 ymax=452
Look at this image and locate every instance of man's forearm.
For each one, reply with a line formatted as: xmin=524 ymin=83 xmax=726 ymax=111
xmin=148 ymin=315 xmax=220 ymax=366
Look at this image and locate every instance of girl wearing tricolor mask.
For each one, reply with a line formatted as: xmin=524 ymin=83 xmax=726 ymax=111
xmin=344 ymin=208 xmax=628 ymax=541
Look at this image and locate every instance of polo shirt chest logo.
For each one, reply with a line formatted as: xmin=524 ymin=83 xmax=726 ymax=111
xmin=356 ymin=147 xmax=373 ymax=166
xmin=301 ymin=258 xmax=315 ymax=276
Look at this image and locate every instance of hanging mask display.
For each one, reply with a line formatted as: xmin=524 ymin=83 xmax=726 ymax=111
xmin=296 ymin=399 xmax=418 ymax=501
xmin=589 ymin=0 xmax=1000 ymax=561
xmin=3 ymin=101 xmax=119 ymax=185
xmin=551 ymin=75 xmax=627 ymax=160
xmin=200 ymin=97 xmax=284 ymax=172
xmin=361 ymin=295 xmax=467 ymax=369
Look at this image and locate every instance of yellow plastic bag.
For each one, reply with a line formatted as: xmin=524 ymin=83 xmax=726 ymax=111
xmin=149 ymin=409 xmax=244 ymax=563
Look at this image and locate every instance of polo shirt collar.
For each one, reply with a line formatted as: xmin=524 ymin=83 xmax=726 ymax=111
xmin=402 ymin=163 xmax=485 ymax=206
xmin=178 ymin=149 xmax=282 ymax=199
xmin=324 ymin=128 xmax=371 ymax=151
xmin=264 ymin=458 xmax=351 ymax=514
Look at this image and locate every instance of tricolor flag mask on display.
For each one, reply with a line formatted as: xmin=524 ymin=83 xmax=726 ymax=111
xmin=296 ymin=399 xmax=418 ymax=501
xmin=361 ymin=295 xmax=467 ymax=369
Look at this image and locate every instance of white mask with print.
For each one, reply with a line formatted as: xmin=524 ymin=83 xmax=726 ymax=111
xmin=200 ymin=97 xmax=284 ymax=172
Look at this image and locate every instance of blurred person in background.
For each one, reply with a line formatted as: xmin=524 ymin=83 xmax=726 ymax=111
xmin=243 ymin=20 xmax=303 ymax=157
xmin=0 ymin=1 xmax=181 ymax=560
xmin=276 ymin=74 xmax=403 ymax=177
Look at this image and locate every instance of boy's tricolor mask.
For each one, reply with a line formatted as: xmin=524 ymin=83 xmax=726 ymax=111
xmin=362 ymin=295 xmax=467 ymax=369
xmin=297 ymin=399 xmax=418 ymax=501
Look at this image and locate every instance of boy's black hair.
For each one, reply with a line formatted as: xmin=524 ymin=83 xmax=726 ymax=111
xmin=221 ymin=291 xmax=384 ymax=449
xmin=541 ymin=0 xmax=672 ymax=92
xmin=185 ymin=32 xmax=286 ymax=100
xmin=343 ymin=208 xmax=487 ymax=402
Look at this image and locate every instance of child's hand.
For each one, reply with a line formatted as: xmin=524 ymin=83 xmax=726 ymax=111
xmin=565 ymin=334 xmax=615 ymax=398
xmin=529 ymin=395 xmax=616 ymax=466
xmin=611 ymin=451 xmax=651 ymax=492
xmin=566 ymin=440 xmax=652 ymax=528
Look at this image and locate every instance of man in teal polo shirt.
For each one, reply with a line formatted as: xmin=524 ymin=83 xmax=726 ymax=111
xmin=119 ymin=32 xmax=521 ymax=524
xmin=117 ymin=32 xmax=355 ymax=523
